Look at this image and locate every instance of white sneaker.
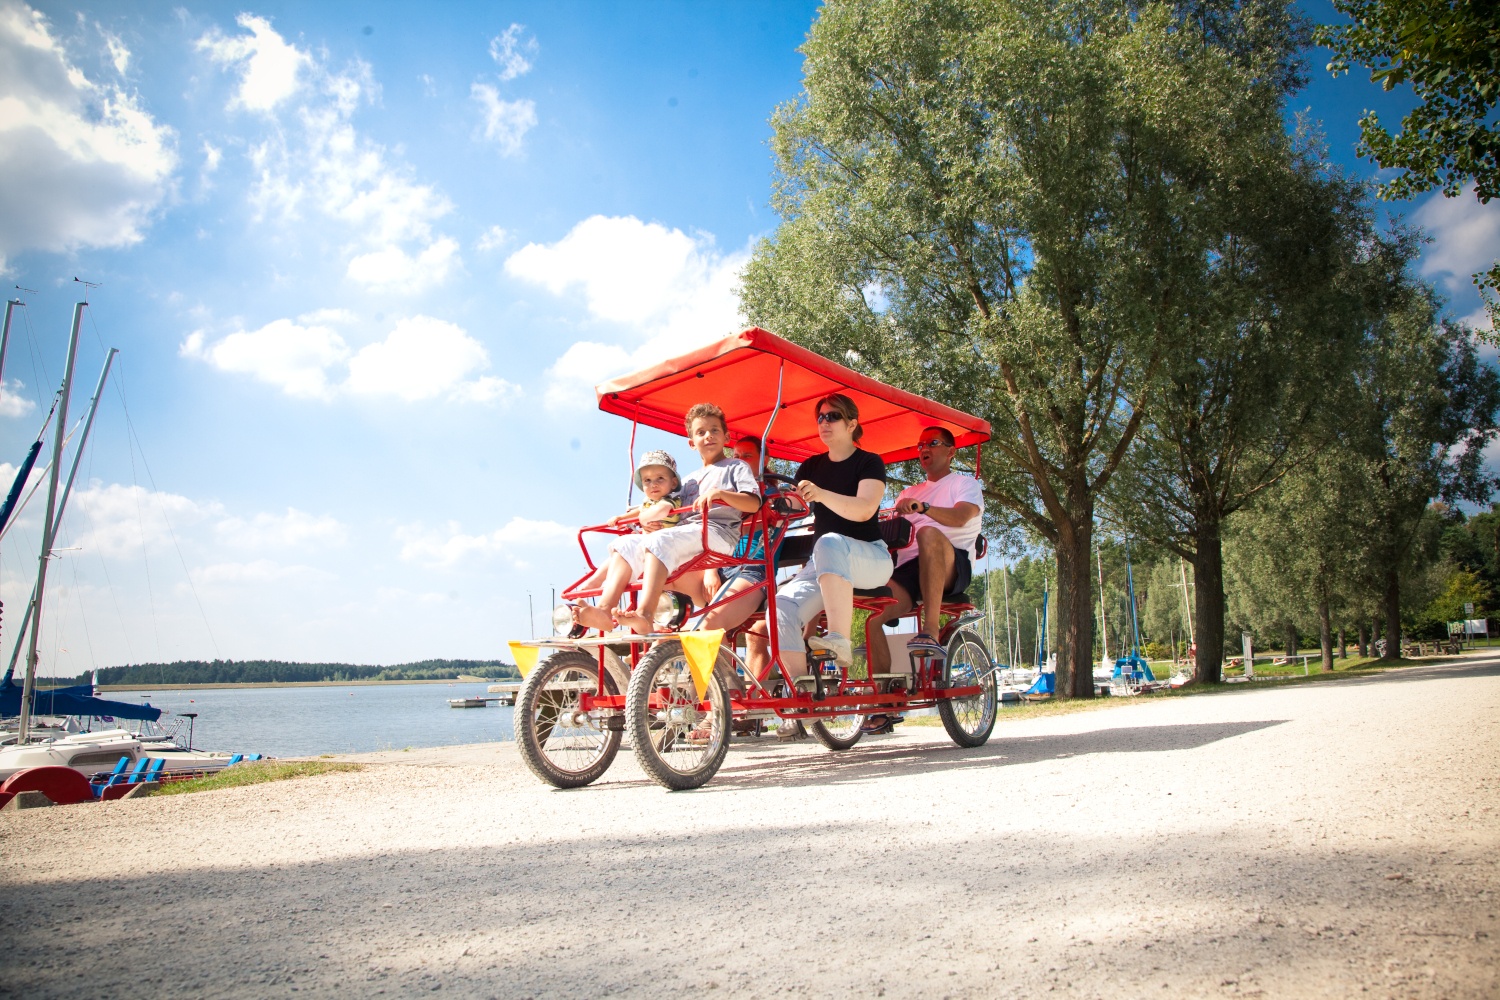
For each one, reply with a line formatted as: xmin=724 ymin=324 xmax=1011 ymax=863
xmin=808 ymin=631 xmax=853 ymax=669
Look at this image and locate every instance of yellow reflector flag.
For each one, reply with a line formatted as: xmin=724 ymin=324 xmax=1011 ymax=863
xmin=508 ymin=642 xmax=541 ymax=679
xmin=678 ymin=629 xmax=725 ymax=701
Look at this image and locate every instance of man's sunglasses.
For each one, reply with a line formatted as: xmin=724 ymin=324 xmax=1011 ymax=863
xmin=916 ymin=437 xmax=952 ymax=449
xmin=816 ymin=411 xmax=847 ymax=424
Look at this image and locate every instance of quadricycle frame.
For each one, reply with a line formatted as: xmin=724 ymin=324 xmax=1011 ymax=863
xmin=511 ymin=328 xmax=1001 ymax=790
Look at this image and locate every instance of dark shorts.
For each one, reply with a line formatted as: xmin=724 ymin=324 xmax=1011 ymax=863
xmin=889 ymin=544 xmax=972 ymax=605
xmin=721 ymin=563 xmax=768 ymax=587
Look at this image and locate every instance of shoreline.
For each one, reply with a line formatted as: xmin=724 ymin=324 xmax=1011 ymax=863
xmin=93 ymin=678 xmax=514 ymax=692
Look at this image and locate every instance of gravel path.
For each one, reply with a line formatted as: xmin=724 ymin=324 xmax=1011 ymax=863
xmin=3 ymin=654 xmax=1497 ymax=999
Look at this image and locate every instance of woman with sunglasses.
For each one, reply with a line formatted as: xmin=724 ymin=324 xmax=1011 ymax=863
xmin=761 ymin=392 xmax=892 ymax=678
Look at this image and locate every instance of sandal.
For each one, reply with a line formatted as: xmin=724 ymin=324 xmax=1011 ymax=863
xmin=906 ymin=632 xmax=945 ymax=654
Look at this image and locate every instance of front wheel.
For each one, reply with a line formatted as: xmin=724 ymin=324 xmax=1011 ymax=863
xmin=626 ymin=640 xmax=731 ymax=790
xmin=514 ymin=649 xmax=622 ymax=788
xmin=937 ymin=628 xmax=998 ymax=747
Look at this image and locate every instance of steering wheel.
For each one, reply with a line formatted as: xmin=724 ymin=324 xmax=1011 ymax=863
xmin=762 ymin=472 xmax=798 ymax=489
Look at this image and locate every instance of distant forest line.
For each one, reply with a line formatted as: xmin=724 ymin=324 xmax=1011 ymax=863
xmin=54 ymin=659 xmax=521 ymax=686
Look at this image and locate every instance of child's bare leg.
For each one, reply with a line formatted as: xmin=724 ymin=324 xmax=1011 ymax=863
xmin=615 ymin=554 xmax=669 ymax=634
xmin=574 ymin=555 xmax=632 ymax=631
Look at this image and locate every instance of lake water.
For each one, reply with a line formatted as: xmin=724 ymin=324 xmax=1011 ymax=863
xmin=124 ymin=682 xmax=515 ymax=758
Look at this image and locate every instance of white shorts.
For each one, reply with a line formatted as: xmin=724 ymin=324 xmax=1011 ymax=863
xmin=608 ymin=521 xmax=736 ymax=578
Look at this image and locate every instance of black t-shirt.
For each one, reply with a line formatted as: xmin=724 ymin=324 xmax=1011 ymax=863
xmin=795 ymin=448 xmax=887 ymax=543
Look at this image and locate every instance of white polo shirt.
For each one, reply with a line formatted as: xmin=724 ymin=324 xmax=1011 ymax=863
xmin=892 ymin=471 xmax=984 ymax=567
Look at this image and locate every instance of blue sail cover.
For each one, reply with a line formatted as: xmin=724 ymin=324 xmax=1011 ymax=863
xmin=0 ymin=680 xmax=162 ymax=721
xmin=0 ymin=438 xmax=42 ymax=535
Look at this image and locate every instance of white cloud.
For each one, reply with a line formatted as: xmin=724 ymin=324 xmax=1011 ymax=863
xmin=194 ymin=559 xmax=334 ymax=586
xmin=475 ymin=225 xmax=507 ymax=252
xmin=1414 ymin=185 xmax=1500 ymax=296
xmin=68 ymin=482 xmax=221 ymax=559
xmin=0 ymin=1 xmax=176 ymax=270
xmin=345 ymin=315 xmax=494 ymax=402
xmin=197 ymin=13 xmax=310 ymax=113
xmin=216 ymin=507 xmax=348 ymax=549
xmin=395 ymin=516 xmax=572 ymax=568
xmin=488 ymin=23 xmax=537 ymax=81
xmin=296 ymin=307 xmax=357 ymax=326
xmin=472 ymin=83 xmax=536 ymax=156
xmin=0 ymin=380 xmax=35 ymax=417
xmin=181 ymin=317 xmax=350 ymax=400
xmin=203 ymin=14 xmax=457 ymax=295
xmin=202 ymin=141 xmax=221 ymax=173
xmin=346 ymin=236 xmax=460 ymax=293
xmin=101 ymin=29 xmax=129 ymax=75
xmin=505 ymin=215 xmax=748 ymax=409
xmin=543 ymin=340 xmax=633 ymax=410
xmin=185 ymin=314 xmax=514 ymax=404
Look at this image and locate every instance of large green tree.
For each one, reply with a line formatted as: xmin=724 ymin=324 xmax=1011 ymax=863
xmin=741 ymin=0 xmax=1312 ymax=696
xmin=1317 ymin=0 xmax=1500 ymax=324
xmin=1344 ymin=266 xmax=1500 ymax=659
xmin=1105 ymin=153 xmax=1373 ymax=683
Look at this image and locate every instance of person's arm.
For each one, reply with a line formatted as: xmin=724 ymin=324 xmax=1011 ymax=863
xmin=898 ymin=498 xmax=980 ymax=527
xmin=638 ymin=498 xmax=673 ymax=524
xmin=695 ymin=488 xmax=761 ymax=513
xmin=798 ymin=478 xmax=884 ymax=521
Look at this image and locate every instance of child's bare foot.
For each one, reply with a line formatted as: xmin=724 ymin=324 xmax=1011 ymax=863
xmin=571 ymin=603 xmax=614 ymax=633
xmin=613 ymin=610 xmax=653 ymax=635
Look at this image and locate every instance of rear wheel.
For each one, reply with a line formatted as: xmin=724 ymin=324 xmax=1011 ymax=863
xmin=937 ymin=628 xmax=998 ymax=747
xmin=808 ymin=712 xmax=865 ymax=750
xmin=626 ymin=640 xmax=731 ymax=790
xmin=514 ymin=649 xmax=622 ymax=788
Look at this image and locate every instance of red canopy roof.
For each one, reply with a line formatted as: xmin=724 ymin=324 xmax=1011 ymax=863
xmin=595 ymin=328 xmax=990 ymax=464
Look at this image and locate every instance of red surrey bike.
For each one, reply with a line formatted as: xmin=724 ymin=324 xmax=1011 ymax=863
xmin=510 ymin=328 xmax=1000 ymax=790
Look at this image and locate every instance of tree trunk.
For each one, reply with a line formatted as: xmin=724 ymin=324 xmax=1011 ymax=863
xmin=1285 ymin=622 xmax=1298 ymax=659
xmin=1053 ymin=512 xmax=1095 ymax=699
xmin=1191 ymin=517 xmax=1226 ymax=684
xmin=1318 ymin=590 xmax=1333 ymax=672
xmin=1383 ymin=566 xmax=1402 ymax=661
xmin=1357 ymin=623 xmax=1368 ymax=658
xmin=1338 ymin=628 xmax=1346 ymax=660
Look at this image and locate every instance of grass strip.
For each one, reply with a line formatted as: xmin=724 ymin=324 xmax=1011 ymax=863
xmin=150 ymin=760 xmax=363 ymax=796
xmin=901 ymin=653 xmax=1465 ymax=727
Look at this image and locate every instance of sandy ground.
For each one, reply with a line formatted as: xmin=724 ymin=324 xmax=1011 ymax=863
xmin=2 ymin=654 xmax=1497 ymax=1000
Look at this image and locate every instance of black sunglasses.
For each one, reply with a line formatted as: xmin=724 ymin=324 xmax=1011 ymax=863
xmin=816 ymin=411 xmax=847 ymax=424
xmin=916 ymin=437 xmax=952 ymax=449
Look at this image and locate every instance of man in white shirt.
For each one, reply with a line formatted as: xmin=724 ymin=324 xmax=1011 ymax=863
xmin=866 ymin=426 xmax=983 ymax=683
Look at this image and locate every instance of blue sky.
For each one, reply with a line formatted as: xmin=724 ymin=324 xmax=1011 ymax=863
xmin=1 ymin=0 xmax=1496 ymax=674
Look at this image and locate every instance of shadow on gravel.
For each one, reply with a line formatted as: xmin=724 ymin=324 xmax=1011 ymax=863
xmin=637 ymin=720 xmax=1290 ymax=791
xmin=4 ymin=819 xmax=1491 ymax=999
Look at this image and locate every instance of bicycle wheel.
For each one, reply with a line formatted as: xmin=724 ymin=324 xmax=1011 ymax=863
xmin=809 ymin=712 xmax=865 ymax=750
xmin=625 ymin=640 xmax=731 ymax=790
xmin=514 ymin=649 xmax=622 ymax=788
xmin=937 ymin=628 xmax=998 ymax=747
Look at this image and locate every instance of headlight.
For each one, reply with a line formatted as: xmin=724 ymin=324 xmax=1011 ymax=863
xmin=652 ymin=591 xmax=693 ymax=632
xmin=552 ymin=604 xmax=575 ymax=636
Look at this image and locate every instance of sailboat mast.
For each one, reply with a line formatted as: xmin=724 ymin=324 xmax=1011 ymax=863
xmin=1097 ymin=539 xmax=1109 ymax=667
xmin=0 ymin=298 xmax=19 ymax=385
xmin=16 ymin=303 xmax=83 ymax=743
xmin=3 ymin=349 xmax=117 ymax=685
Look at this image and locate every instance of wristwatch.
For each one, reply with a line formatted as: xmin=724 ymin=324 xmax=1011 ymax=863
xmin=921 ymin=501 xmax=931 ymax=514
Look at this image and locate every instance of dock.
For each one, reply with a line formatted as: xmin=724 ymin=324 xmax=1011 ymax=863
xmin=446 ymin=684 xmax=520 ymax=708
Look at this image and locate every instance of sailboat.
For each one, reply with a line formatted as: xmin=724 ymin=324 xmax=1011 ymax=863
xmin=0 ymin=298 xmax=166 ymax=748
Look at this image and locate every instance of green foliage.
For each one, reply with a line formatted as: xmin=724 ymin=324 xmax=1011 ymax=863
xmin=1316 ymin=0 xmax=1500 ymax=322
xmin=77 ymin=658 xmax=520 ymax=686
xmin=742 ymin=0 xmax=1317 ymax=695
